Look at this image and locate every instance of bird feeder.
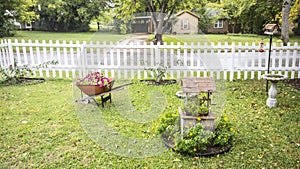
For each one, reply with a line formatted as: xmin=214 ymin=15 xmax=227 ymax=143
xmin=264 ymin=24 xmax=279 ymax=35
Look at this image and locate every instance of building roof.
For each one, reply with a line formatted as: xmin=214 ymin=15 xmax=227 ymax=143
xmin=176 ymin=10 xmax=200 ymax=19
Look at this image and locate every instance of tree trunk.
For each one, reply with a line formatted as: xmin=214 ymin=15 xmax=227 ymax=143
xmin=297 ymin=15 xmax=300 ymax=35
xmin=282 ymin=0 xmax=291 ymax=46
xmin=155 ymin=34 xmax=163 ymax=44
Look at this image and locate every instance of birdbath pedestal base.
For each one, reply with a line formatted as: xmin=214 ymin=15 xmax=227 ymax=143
xmin=266 ymin=81 xmax=278 ymax=107
xmin=261 ymin=74 xmax=287 ymax=108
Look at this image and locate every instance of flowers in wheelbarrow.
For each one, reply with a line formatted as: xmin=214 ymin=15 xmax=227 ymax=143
xmin=75 ymin=72 xmax=111 ymax=87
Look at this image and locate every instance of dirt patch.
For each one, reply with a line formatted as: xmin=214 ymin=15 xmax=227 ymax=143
xmin=119 ymin=34 xmax=148 ymax=45
xmin=284 ymin=78 xmax=300 ymax=90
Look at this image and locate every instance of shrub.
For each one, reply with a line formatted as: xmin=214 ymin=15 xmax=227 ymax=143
xmin=0 ymin=58 xmax=58 ymax=84
xmin=175 ymin=123 xmax=215 ymax=154
xmin=173 ymin=114 xmax=234 ymax=156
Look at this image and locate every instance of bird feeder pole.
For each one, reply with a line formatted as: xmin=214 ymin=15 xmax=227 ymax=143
xmin=266 ymin=34 xmax=273 ymax=92
xmin=264 ymin=24 xmax=279 ymax=92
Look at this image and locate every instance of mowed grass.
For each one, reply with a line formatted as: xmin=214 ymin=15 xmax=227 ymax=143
xmin=161 ymin=34 xmax=300 ymax=45
xmin=3 ymin=31 xmax=130 ymax=43
xmin=0 ymin=78 xmax=299 ymax=168
xmin=2 ymin=31 xmax=300 ymax=44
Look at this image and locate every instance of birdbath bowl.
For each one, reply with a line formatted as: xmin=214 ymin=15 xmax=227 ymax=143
xmin=261 ymin=74 xmax=287 ymax=108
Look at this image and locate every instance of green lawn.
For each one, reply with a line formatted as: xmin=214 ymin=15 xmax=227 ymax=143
xmin=2 ymin=31 xmax=300 ymax=44
xmin=3 ymin=31 xmax=130 ymax=43
xmin=160 ymin=34 xmax=300 ymax=45
xmin=0 ymin=78 xmax=299 ymax=168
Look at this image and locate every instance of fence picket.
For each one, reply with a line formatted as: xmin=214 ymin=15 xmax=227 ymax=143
xmin=35 ymin=40 xmax=43 ymax=77
xmin=237 ymin=42 xmax=242 ymax=79
xmin=292 ymin=42 xmax=299 ymax=78
xmin=250 ymin=42 xmax=256 ymax=79
xmin=230 ymin=42 xmax=235 ymax=81
xmin=143 ymin=42 xmax=148 ymax=79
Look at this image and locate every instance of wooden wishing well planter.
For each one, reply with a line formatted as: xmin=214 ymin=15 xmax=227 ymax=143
xmin=180 ymin=77 xmax=217 ymax=134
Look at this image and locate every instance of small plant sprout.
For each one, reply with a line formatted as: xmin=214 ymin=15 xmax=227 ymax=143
xmin=145 ymin=64 xmax=168 ymax=83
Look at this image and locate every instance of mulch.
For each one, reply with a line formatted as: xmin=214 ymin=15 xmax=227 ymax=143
xmin=0 ymin=78 xmax=45 ymax=86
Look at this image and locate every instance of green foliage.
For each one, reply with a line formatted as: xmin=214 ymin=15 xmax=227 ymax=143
xmin=18 ymin=0 xmax=39 ymax=23
xmin=290 ymin=0 xmax=300 ymax=35
xmin=183 ymin=99 xmax=209 ymax=116
xmin=34 ymin=0 xmax=106 ymax=32
xmin=145 ymin=64 xmax=168 ymax=83
xmin=0 ymin=21 xmax=16 ymax=38
xmin=0 ymin=0 xmax=40 ymax=37
xmin=175 ymin=123 xmax=215 ymax=154
xmin=206 ymin=0 xmax=282 ymax=34
xmin=113 ymin=18 xmax=132 ymax=34
xmin=0 ymin=58 xmax=58 ymax=84
xmin=172 ymin=113 xmax=234 ymax=156
xmin=157 ymin=109 xmax=179 ymax=134
xmin=0 ymin=0 xmax=20 ymax=37
xmin=213 ymin=114 xmax=234 ymax=147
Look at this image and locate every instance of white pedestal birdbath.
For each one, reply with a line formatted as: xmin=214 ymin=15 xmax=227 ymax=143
xmin=261 ymin=74 xmax=287 ymax=108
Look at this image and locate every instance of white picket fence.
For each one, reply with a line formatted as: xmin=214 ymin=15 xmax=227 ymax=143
xmin=0 ymin=39 xmax=299 ymax=81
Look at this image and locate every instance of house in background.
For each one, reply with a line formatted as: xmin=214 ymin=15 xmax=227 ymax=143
xmin=206 ymin=18 xmax=229 ymax=34
xmin=172 ymin=10 xmax=200 ymax=34
xmin=131 ymin=9 xmax=240 ymax=35
xmin=14 ymin=20 xmax=32 ymax=30
xmin=206 ymin=9 xmax=240 ymax=34
xmin=132 ymin=10 xmax=200 ymax=34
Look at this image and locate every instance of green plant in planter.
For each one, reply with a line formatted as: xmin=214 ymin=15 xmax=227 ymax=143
xmin=175 ymin=123 xmax=215 ymax=154
xmin=213 ymin=114 xmax=234 ymax=147
xmin=183 ymin=100 xmax=209 ymax=116
xmin=174 ymin=114 xmax=234 ymax=156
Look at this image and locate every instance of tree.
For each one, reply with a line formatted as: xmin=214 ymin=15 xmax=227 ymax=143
xmin=224 ymin=0 xmax=251 ymax=33
xmin=18 ymin=0 xmax=39 ymax=24
xmin=0 ymin=0 xmax=41 ymax=37
xmin=35 ymin=0 xmax=107 ymax=32
xmin=282 ymin=0 xmax=291 ymax=45
xmin=290 ymin=0 xmax=300 ymax=35
xmin=114 ymin=0 xmax=205 ymax=43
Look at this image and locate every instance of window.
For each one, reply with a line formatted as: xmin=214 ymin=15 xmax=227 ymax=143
xmin=183 ymin=20 xmax=188 ymax=29
xmin=214 ymin=19 xmax=223 ymax=28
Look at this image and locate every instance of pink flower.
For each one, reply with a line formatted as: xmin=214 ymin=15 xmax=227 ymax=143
xmin=75 ymin=72 xmax=111 ymax=87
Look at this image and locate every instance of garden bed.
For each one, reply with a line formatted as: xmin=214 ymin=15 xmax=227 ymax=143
xmin=140 ymin=79 xmax=177 ymax=85
xmin=0 ymin=77 xmax=45 ymax=85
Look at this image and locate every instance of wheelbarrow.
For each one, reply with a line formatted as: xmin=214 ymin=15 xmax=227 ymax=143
xmin=75 ymin=79 xmax=132 ymax=107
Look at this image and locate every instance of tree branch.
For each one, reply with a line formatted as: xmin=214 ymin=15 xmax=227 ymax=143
xmin=157 ymin=0 xmax=162 ymax=7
